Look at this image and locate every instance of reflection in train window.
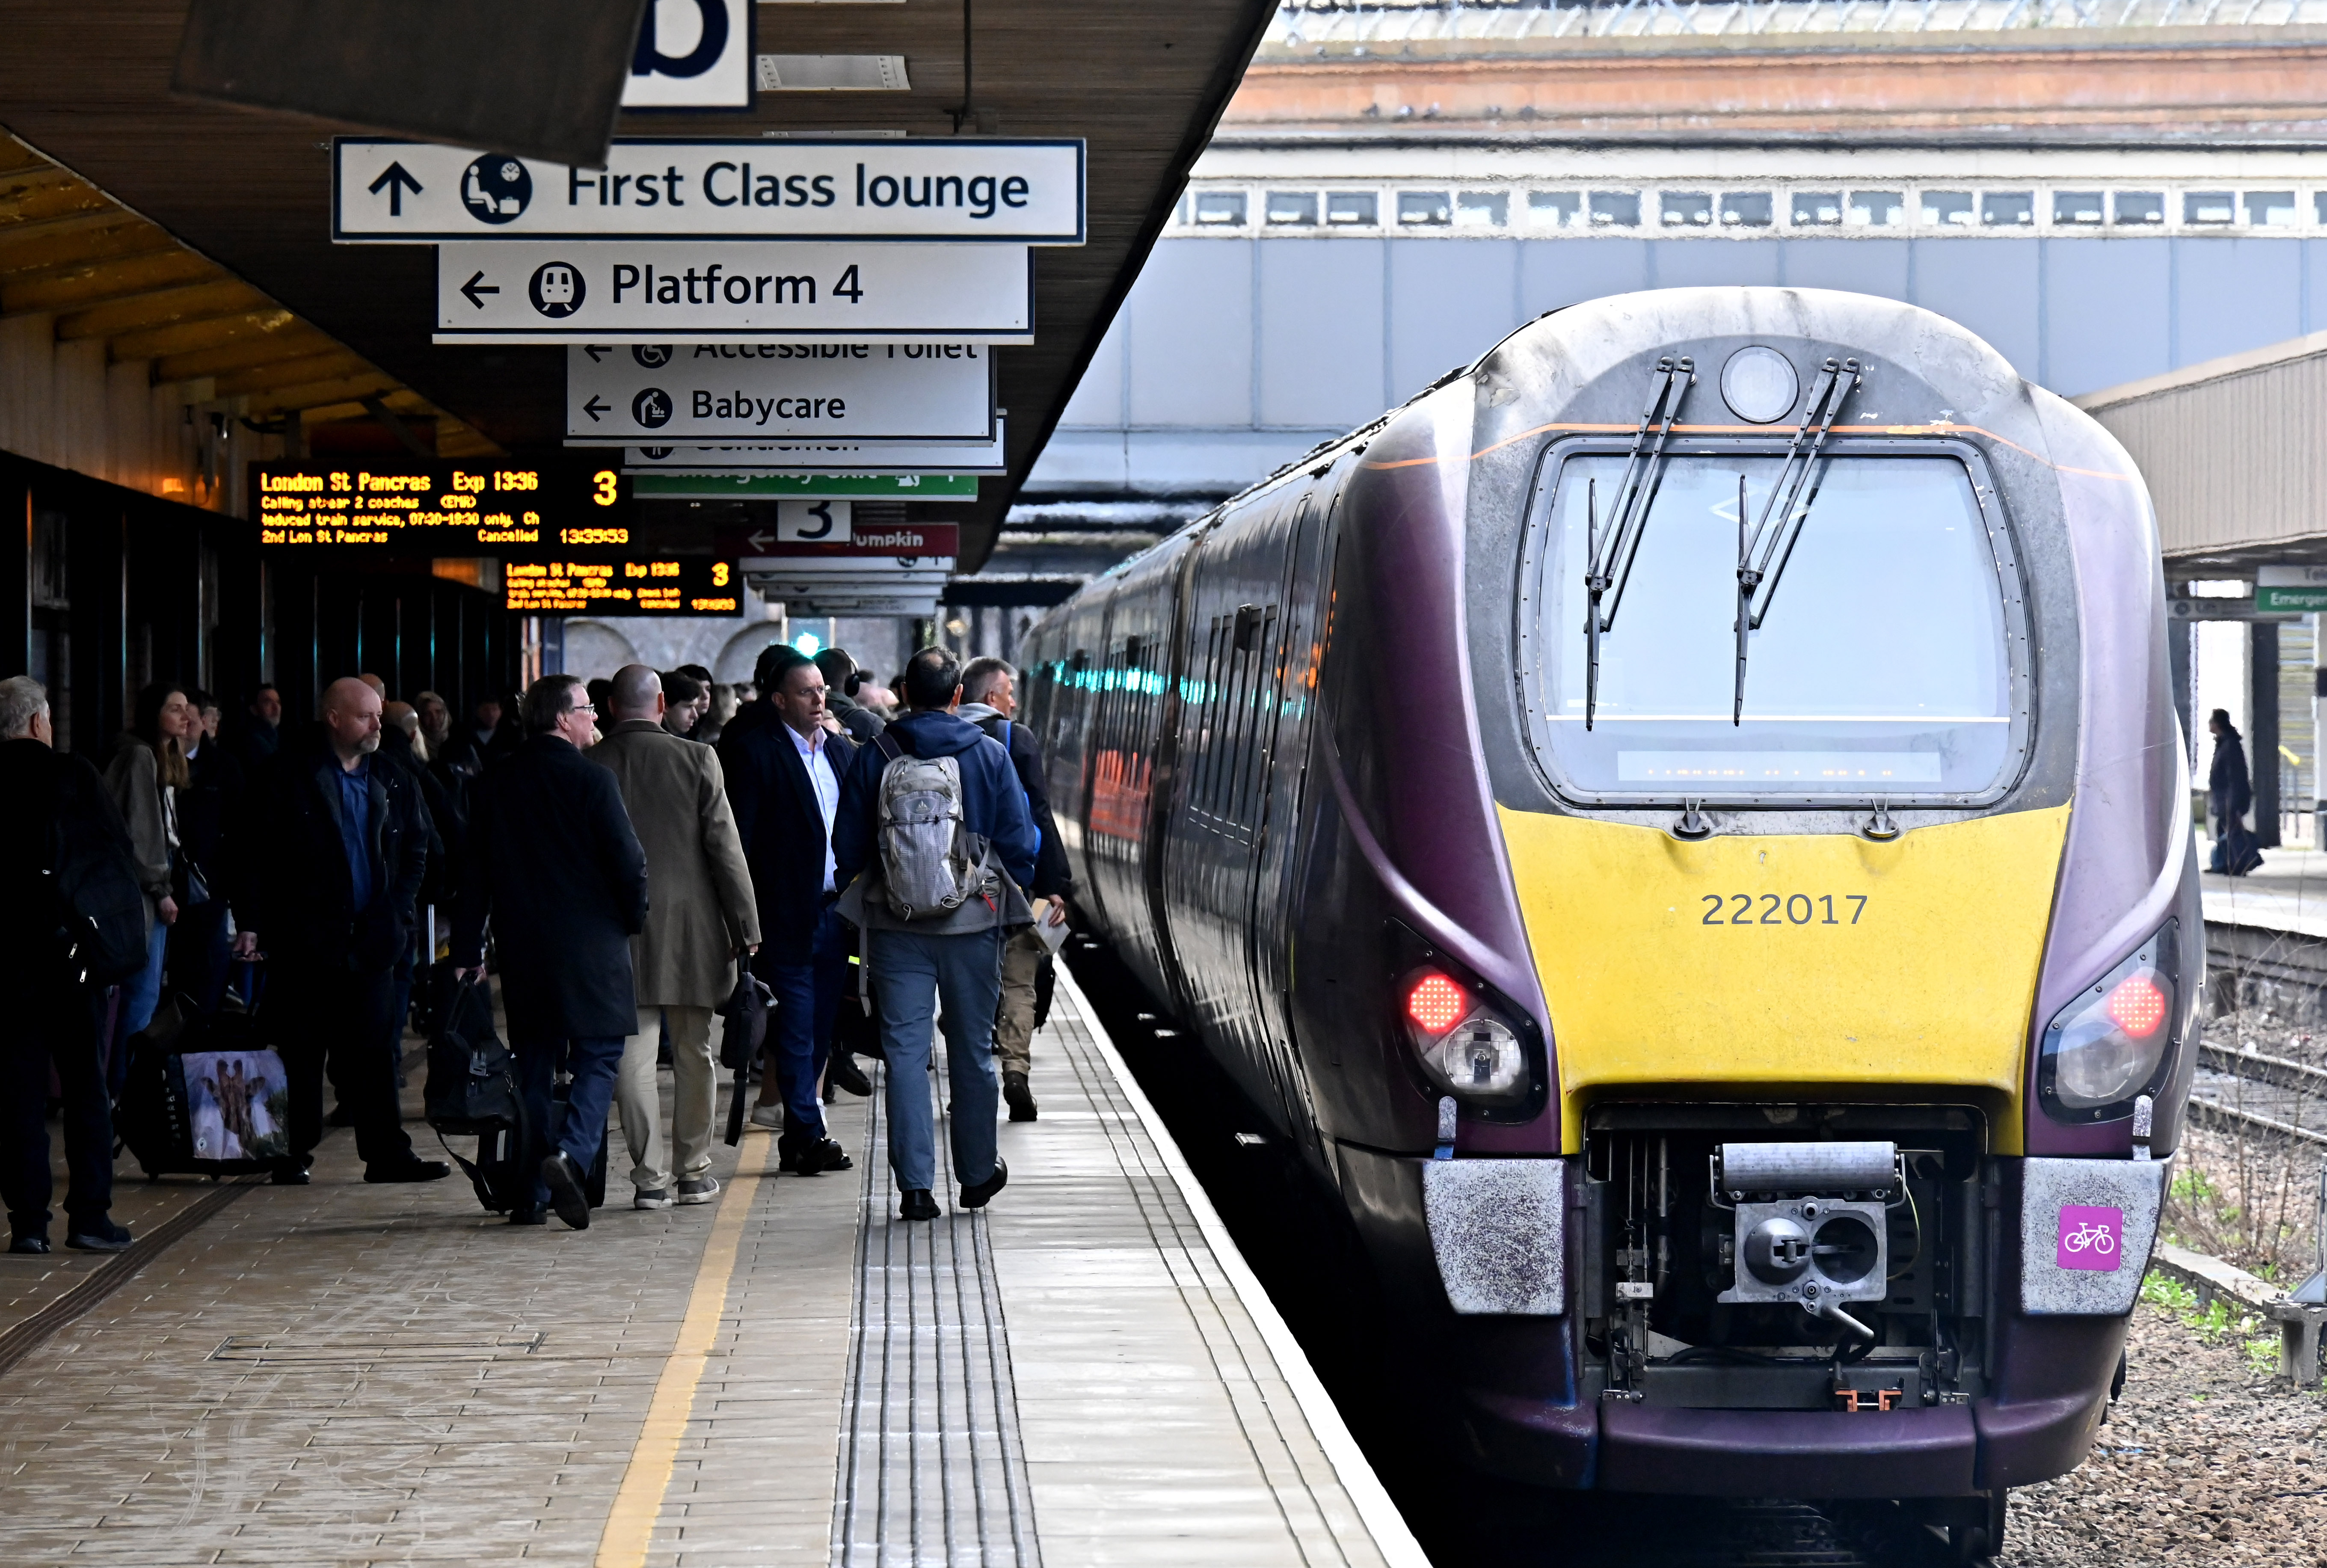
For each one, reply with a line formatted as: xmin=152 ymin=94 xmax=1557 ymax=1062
xmin=1720 ymin=193 xmax=1773 ymax=228
xmin=1266 ymin=191 xmax=1318 ymax=226
xmin=1398 ymin=190 xmax=1453 ymax=226
xmin=1589 ymin=191 xmax=1640 ymax=227
xmin=2185 ymin=191 xmax=2235 ymax=225
xmin=1662 ymin=192 xmax=1713 ymax=228
xmin=1792 ymin=192 xmax=1842 ymax=227
xmin=1847 ymin=191 xmax=1904 ymax=227
xmin=1531 ymin=190 xmax=1585 ymax=229
xmin=1193 ymin=190 xmax=1248 ymax=226
xmin=2114 ymin=192 xmax=2165 ymax=226
xmin=1922 ymin=191 xmax=1975 ymax=227
xmin=1455 ymin=190 xmax=1508 ymax=228
xmin=1326 ymin=191 xmax=1378 ymax=226
xmin=2054 ymin=191 xmax=2105 ymax=226
xmin=1525 ymin=451 xmax=2014 ymax=800
xmin=1981 ymin=192 xmax=2034 ymax=227
xmin=2248 ymin=190 xmax=2297 ymax=227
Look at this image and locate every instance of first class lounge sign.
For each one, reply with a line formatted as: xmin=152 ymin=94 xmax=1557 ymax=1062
xmin=333 ymin=138 xmax=1086 ymax=245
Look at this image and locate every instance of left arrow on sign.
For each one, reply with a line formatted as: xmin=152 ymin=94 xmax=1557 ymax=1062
xmin=584 ymin=345 xmax=611 ymax=362
xmin=583 ymin=395 xmax=611 ymax=421
xmin=460 ymin=271 xmax=501 ymax=310
xmin=367 ymin=162 xmax=424 ymax=217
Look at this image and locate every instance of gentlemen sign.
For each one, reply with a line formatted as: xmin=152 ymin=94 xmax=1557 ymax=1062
xmin=620 ymin=429 xmax=1006 ymax=473
xmin=568 ymin=341 xmax=992 ymax=441
xmin=252 ymin=461 xmax=627 ymax=550
xmin=434 ymin=243 xmax=1032 ymax=343
xmin=335 ymin=138 xmax=1085 ymax=243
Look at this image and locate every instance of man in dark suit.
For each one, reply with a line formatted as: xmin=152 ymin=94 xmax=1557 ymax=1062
xmin=240 ymin=677 xmax=448 ymax=1186
xmin=719 ymin=646 xmax=858 ymax=1174
xmin=454 ymin=674 xmax=649 ymax=1229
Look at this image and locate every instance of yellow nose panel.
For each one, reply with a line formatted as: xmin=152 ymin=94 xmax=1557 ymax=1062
xmin=1494 ymin=805 xmax=2070 ymax=1153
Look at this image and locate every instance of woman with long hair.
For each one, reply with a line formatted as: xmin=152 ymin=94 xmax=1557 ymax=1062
xmin=105 ymin=682 xmax=197 ymax=1052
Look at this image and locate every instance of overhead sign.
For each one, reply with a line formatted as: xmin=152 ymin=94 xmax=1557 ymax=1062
xmin=619 ymin=426 xmax=1007 ymax=473
xmin=335 ymin=137 xmax=1085 ymax=243
xmin=434 ymin=243 xmax=1032 ymax=343
xmin=741 ymin=553 xmax=956 ymax=617
xmin=2256 ymin=566 xmax=2327 ymax=613
xmin=567 ymin=341 xmax=992 ymax=441
xmin=636 ymin=472 xmax=976 ymax=500
xmin=504 ymin=557 xmax=744 ymax=616
xmin=723 ymin=520 xmax=960 ymax=555
xmin=252 ymin=460 xmax=629 ymax=551
xmin=622 ymin=0 xmax=752 ymax=110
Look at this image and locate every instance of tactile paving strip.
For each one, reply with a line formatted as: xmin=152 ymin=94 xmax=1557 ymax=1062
xmin=829 ymin=1046 xmax=1042 ymax=1568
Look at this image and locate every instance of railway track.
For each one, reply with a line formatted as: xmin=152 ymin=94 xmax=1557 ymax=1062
xmin=2190 ymin=1043 xmax=2327 ymax=1148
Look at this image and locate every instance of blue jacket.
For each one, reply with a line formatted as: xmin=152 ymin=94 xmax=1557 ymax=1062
xmin=834 ymin=709 xmax=1039 ymax=896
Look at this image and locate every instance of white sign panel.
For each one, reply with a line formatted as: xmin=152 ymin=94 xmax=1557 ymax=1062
xmin=622 ymin=0 xmax=752 ymax=109
xmin=567 ymin=341 xmax=991 ymax=441
xmin=618 ymin=427 xmax=1008 ymax=473
xmin=335 ymin=137 xmax=1084 ymax=243
xmin=742 ymin=553 xmax=955 ymax=617
xmin=436 ymin=243 xmax=1032 ymax=344
xmin=776 ymin=500 xmax=851 ymax=541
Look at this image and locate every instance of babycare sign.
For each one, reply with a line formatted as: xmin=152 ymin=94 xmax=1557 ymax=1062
xmin=335 ymin=137 xmax=1085 ymax=243
xmin=567 ymin=341 xmax=992 ymax=441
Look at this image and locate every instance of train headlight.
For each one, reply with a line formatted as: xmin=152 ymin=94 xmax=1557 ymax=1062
xmin=2038 ymin=922 xmax=2182 ymax=1119
xmin=1402 ymin=969 xmax=1530 ymax=1103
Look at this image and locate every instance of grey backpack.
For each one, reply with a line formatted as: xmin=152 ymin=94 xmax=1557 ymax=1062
xmin=872 ymin=732 xmax=993 ymax=919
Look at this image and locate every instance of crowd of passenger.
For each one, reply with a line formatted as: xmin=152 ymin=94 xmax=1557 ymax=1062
xmin=0 ymin=642 xmax=1069 ymax=1248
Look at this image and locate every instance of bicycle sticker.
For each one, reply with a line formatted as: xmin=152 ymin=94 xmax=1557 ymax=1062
xmin=2056 ymin=1204 xmax=2124 ymax=1272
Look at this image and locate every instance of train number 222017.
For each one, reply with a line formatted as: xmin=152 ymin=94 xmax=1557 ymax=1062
xmin=1702 ymin=893 xmax=1868 ymax=926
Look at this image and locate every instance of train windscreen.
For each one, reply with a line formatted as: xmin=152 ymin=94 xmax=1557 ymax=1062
xmin=1522 ymin=450 xmax=2014 ymax=801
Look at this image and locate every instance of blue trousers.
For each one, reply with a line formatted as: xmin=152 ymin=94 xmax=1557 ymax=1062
xmin=109 ymin=911 xmax=172 ymax=1094
xmin=514 ymin=1034 xmax=624 ymax=1213
xmin=868 ymin=927 xmax=1005 ymax=1194
xmin=757 ymin=906 xmax=850 ymax=1143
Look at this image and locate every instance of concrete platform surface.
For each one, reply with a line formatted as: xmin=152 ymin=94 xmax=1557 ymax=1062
xmin=0 ymin=966 xmax=1425 ymax=1568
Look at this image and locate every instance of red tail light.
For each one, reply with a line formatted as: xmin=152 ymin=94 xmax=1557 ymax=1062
xmin=2106 ymin=973 xmax=2166 ymax=1038
xmin=1406 ymin=972 xmax=1469 ymax=1036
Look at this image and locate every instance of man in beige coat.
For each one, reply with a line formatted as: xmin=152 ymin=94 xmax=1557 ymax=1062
xmin=588 ymin=666 xmax=759 ymax=1207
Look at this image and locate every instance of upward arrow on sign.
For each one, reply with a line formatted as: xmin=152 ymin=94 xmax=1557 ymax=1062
xmin=366 ymin=162 xmax=424 ymax=216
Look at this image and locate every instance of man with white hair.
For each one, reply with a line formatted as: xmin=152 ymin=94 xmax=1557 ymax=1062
xmin=240 ymin=677 xmax=448 ymax=1186
xmin=0 ymin=677 xmax=143 ymax=1252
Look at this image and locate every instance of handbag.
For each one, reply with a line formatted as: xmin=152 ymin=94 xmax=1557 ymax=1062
xmin=720 ymin=966 xmax=774 ymax=1145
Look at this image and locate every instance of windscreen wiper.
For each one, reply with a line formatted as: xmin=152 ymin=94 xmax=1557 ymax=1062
xmin=1585 ymin=356 xmax=1694 ymax=730
xmin=1732 ymin=358 xmax=1862 ymax=725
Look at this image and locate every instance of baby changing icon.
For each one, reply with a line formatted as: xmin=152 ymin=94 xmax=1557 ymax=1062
xmin=461 ymin=155 xmax=533 ymax=225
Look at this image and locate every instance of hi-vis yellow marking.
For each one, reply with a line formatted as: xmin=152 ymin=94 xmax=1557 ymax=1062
xmin=1495 ymin=805 xmax=2071 ymax=1153
xmin=595 ymin=1146 xmax=766 ymax=1568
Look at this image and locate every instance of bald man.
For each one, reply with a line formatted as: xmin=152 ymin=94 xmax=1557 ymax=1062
xmin=238 ymin=678 xmax=447 ymax=1186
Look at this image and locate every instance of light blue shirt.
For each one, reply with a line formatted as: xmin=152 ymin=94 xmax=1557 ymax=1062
xmin=790 ymin=722 xmax=840 ymax=892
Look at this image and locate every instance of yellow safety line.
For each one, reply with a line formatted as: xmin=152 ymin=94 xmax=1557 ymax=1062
xmin=593 ymin=1142 xmax=766 ymax=1568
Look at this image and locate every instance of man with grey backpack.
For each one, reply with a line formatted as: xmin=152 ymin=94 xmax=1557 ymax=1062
xmin=832 ymin=647 xmax=1039 ymax=1221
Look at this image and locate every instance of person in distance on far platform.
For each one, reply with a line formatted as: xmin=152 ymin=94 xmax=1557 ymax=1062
xmin=720 ymin=646 xmax=866 ymax=1176
xmin=955 ymin=656 xmax=1073 ymax=1124
xmin=590 ymin=665 xmax=760 ymax=1210
xmin=832 ymin=646 xmax=1038 ymax=1222
xmin=0 ymin=677 xmax=140 ymax=1254
xmin=453 ymin=675 xmax=648 ymax=1229
xmin=238 ymin=677 xmax=449 ymax=1187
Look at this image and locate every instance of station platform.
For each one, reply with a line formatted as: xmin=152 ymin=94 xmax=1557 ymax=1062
xmin=0 ymin=971 xmax=1425 ymax=1568
xmin=2201 ymin=841 xmax=2327 ymax=940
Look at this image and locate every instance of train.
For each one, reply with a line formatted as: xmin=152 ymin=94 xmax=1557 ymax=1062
xmin=1019 ymin=287 xmax=2197 ymax=1559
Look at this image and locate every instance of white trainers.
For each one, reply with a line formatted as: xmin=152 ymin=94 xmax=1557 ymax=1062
xmin=748 ymin=1104 xmax=785 ymax=1130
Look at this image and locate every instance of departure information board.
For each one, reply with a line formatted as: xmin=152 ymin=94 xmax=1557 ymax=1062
xmin=502 ymin=557 xmax=741 ymax=616
xmin=253 ymin=460 xmax=629 ymax=550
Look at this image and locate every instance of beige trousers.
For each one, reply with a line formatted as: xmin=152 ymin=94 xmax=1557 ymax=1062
xmin=993 ymin=926 xmax=1046 ymax=1079
xmin=615 ymin=1004 xmax=716 ymax=1193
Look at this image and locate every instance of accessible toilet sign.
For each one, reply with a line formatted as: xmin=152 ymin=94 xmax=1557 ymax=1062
xmin=335 ymin=137 xmax=1085 ymax=244
xmin=434 ymin=243 xmax=1032 ymax=343
xmin=567 ymin=341 xmax=992 ymax=441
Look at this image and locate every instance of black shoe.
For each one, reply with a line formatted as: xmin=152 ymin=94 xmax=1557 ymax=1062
xmin=272 ymin=1164 xmax=311 ymax=1186
xmin=508 ymin=1208 xmax=546 ymax=1226
xmin=1004 ymin=1072 xmax=1038 ymax=1123
xmin=326 ymin=1103 xmax=357 ymax=1127
xmin=898 ymin=1188 xmax=940 ymax=1222
xmin=959 ymin=1158 xmax=1008 ymax=1210
xmin=541 ymin=1153 xmax=591 ymax=1229
xmin=66 ymin=1219 xmax=133 ymax=1252
xmin=828 ymin=1053 xmax=873 ymax=1098
xmin=776 ymin=1134 xmax=810 ymax=1175
xmin=9 ymin=1234 xmax=50 ymax=1255
xmin=805 ymin=1137 xmax=853 ymax=1174
xmin=365 ymin=1158 xmax=451 ymax=1184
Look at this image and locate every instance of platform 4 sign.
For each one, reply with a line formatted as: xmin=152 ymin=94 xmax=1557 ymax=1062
xmin=335 ymin=137 xmax=1085 ymax=244
xmin=568 ymin=341 xmax=992 ymax=441
xmin=503 ymin=557 xmax=743 ymax=616
xmin=435 ymin=243 xmax=1032 ymax=343
xmin=251 ymin=460 xmax=629 ymax=551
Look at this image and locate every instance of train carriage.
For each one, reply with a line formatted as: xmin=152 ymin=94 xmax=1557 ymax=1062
xmin=1021 ymin=287 xmax=2199 ymax=1558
